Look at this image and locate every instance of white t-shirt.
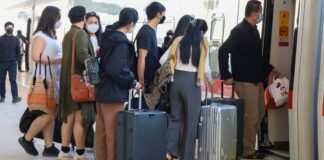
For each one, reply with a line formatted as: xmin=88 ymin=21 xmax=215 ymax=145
xmin=33 ymin=31 xmax=62 ymax=103
xmin=90 ymin=36 xmax=99 ymax=55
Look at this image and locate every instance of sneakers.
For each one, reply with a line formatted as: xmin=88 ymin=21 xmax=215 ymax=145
xmin=0 ymin=97 xmax=4 ymax=103
xmin=73 ymin=153 xmax=88 ymax=160
xmin=18 ymin=136 xmax=38 ymax=156
xmin=58 ymin=151 xmax=74 ymax=160
xmin=42 ymin=144 xmax=59 ymax=157
xmin=12 ymin=97 xmax=22 ymax=104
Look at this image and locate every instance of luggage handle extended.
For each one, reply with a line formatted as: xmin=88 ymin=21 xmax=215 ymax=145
xmin=128 ymin=89 xmax=142 ymax=110
xmin=204 ymin=83 xmax=215 ymax=105
xmin=221 ymin=81 xmax=235 ymax=99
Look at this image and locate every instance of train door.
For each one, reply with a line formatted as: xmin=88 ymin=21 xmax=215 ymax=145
xmin=209 ymin=13 xmax=225 ymax=79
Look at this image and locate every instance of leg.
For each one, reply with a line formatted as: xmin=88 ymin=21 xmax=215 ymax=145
xmin=73 ymin=110 xmax=86 ymax=150
xmin=42 ymin=109 xmax=58 ymax=148
xmin=25 ymin=113 xmax=55 ymax=142
xmin=95 ymin=103 xmax=107 ymax=160
xmin=61 ymin=111 xmax=76 ymax=148
xmin=167 ymin=81 xmax=184 ymax=157
xmin=8 ymin=63 xmax=18 ymax=98
xmin=101 ymin=103 xmax=124 ymax=160
xmin=235 ymin=82 xmax=260 ymax=156
xmin=257 ymin=83 xmax=266 ymax=133
xmin=179 ymin=77 xmax=201 ymax=160
xmin=0 ymin=64 xmax=7 ymax=98
xmin=18 ymin=54 xmax=22 ymax=71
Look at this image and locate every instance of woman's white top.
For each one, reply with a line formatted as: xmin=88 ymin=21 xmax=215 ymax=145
xmin=90 ymin=36 xmax=99 ymax=55
xmin=33 ymin=31 xmax=62 ymax=103
xmin=159 ymin=37 xmax=212 ymax=80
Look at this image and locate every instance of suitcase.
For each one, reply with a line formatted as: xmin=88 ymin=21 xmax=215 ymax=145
xmin=202 ymin=82 xmax=245 ymax=156
xmin=198 ymin=103 xmax=237 ymax=160
xmin=117 ymin=90 xmax=168 ymax=160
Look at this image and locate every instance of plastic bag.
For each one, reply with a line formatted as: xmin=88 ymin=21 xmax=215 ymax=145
xmin=268 ymin=77 xmax=289 ymax=107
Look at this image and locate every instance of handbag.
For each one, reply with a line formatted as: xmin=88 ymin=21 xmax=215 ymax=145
xmin=70 ymin=30 xmax=95 ymax=102
xmin=265 ymin=77 xmax=289 ymax=109
xmin=27 ymin=54 xmax=52 ymax=113
xmin=46 ymin=56 xmax=56 ymax=109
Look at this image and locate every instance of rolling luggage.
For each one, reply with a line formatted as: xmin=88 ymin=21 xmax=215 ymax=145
xmin=198 ymin=99 xmax=237 ymax=160
xmin=202 ymin=82 xmax=245 ymax=156
xmin=117 ymin=90 xmax=168 ymax=160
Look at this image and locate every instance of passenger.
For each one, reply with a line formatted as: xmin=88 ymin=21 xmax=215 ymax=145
xmin=58 ymin=6 xmax=96 ymax=160
xmin=18 ymin=6 xmax=62 ymax=157
xmin=0 ymin=21 xmax=22 ymax=104
xmin=218 ymin=0 xmax=279 ymax=159
xmin=16 ymin=30 xmax=29 ymax=72
xmin=161 ymin=29 xmax=173 ymax=52
xmin=95 ymin=8 xmax=141 ymax=160
xmin=85 ymin=11 xmax=102 ymax=55
xmin=166 ymin=19 xmax=212 ymax=160
xmin=159 ymin=15 xmax=194 ymax=65
xmin=136 ymin=1 xmax=166 ymax=105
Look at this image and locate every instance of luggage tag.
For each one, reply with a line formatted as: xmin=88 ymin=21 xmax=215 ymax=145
xmin=128 ymin=89 xmax=142 ymax=111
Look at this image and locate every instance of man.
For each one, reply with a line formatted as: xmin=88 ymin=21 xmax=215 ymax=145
xmin=218 ymin=1 xmax=279 ymax=159
xmin=16 ymin=30 xmax=29 ymax=72
xmin=136 ymin=1 xmax=166 ymax=97
xmin=0 ymin=22 xmax=22 ymax=104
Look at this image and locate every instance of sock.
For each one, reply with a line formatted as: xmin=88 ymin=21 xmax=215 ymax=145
xmin=61 ymin=146 xmax=70 ymax=153
xmin=23 ymin=135 xmax=32 ymax=142
xmin=76 ymin=149 xmax=85 ymax=155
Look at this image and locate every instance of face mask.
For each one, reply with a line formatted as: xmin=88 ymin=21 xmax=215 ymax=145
xmin=258 ymin=13 xmax=263 ymax=23
xmin=55 ymin=20 xmax=62 ymax=29
xmin=6 ymin=28 xmax=13 ymax=35
xmin=86 ymin=24 xmax=99 ymax=33
xmin=159 ymin=16 xmax=166 ymax=24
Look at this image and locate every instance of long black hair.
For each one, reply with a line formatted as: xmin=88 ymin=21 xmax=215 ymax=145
xmin=115 ymin=7 xmax=139 ymax=29
xmin=33 ymin=6 xmax=60 ymax=39
xmin=179 ymin=19 xmax=208 ymax=67
xmin=166 ymin=15 xmax=194 ymax=50
xmin=85 ymin=11 xmax=103 ymax=39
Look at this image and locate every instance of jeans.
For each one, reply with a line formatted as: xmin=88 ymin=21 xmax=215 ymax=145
xmin=0 ymin=62 xmax=19 ymax=98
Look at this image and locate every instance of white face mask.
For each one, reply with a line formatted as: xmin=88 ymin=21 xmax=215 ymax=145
xmin=86 ymin=24 xmax=99 ymax=33
xmin=55 ymin=20 xmax=62 ymax=29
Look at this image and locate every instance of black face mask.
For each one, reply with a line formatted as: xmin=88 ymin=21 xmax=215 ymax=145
xmin=6 ymin=28 xmax=13 ymax=35
xmin=159 ymin=16 xmax=166 ymax=24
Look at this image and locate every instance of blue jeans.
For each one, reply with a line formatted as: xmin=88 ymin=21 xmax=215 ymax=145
xmin=0 ymin=62 xmax=18 ymax=98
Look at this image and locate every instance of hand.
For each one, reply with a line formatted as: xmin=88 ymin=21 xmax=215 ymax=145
xmin=133 ymin=82 xmax=142 ymax=90
xmin=207 ymin=79 xmax=214 ymax=86
xmin=224 ymin=78 xmax=234 ymax=85
xmin=269 ymin=69 xmax=280 ymax=80
xmin=52 ymin=56 xmax=62 ymax=64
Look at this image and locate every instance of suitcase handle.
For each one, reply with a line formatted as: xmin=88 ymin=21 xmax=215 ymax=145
xmin=221 ymin=81 xmax=235 ymax=98
xmin=128 ymin=89 xmax=142 ymax=110
xmin=205 ymin=83 xmax=215 ymax=105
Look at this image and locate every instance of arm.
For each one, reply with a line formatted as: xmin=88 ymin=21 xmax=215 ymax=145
xmin=105 ymin=43 xmax=136 ymax=89
xmin=15 ymin=39 xmax=20 ymax=61
xmin=218 ymin=28 xmax=240 ymax=80
xmin=136 ymin=31 xmax=150 ymax=86
xmin=137 ymin=49 xmax=148 ymax=86
xmin=204 ymin=43 xmax=212 ymax=81
xmin=75 ymin=31 xmax=91 ymax=66
xmin=31 ymin=37 xmax=61 ymax=64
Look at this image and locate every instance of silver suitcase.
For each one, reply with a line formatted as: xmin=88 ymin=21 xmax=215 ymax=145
xmin=198 ymin=103 xmax=237 ymax=160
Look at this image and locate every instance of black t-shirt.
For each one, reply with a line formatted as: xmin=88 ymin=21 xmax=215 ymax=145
xmin=136 ymin=24 xmax=160 ymax=88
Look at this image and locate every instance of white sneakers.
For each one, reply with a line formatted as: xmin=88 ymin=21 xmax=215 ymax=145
xmin=57 ymin=151 xmax=74 ymax=160
xmin=73 ymin=153 xmax=88 ymax=160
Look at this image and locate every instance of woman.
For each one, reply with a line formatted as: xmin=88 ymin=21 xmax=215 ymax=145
xmin=95 ymin=8 xmax=141 ymax=160
xmin=159 ymin=15 xmax=194 ymax=65
xmin=58 ymin=6 xmax=96 ymax=160
xmin=18 ymin=6 xmax=62 ymax=157
xmin=85 ymin=11 xmax=102 ymax=55
xmin=166 ymin=19 xmax=212 ymax=160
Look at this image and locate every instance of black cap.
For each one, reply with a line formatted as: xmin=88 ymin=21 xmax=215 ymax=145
xmin=68 ymin=6 xmax=86 ymax=23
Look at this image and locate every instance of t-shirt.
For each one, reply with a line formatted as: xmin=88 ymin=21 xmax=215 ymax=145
xmin=136 ymin=24 xmax=160 ymax=88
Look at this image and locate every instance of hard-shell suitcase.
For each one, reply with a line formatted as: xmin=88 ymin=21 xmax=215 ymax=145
xmin=198 ymin=103 xmax=237 ymax=160
xmin=202 ymin=82 xmax=244 ymax=156
xmin=117 ymin=90 xmax=168 ymax=160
